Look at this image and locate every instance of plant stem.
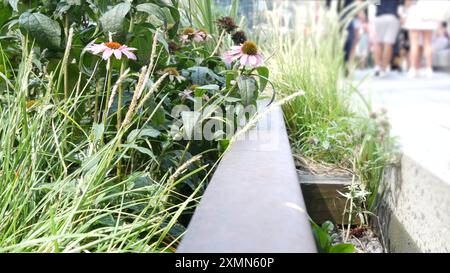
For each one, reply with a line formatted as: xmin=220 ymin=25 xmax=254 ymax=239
xmin=210 ymin=29 xmax=226 ymax=57
xmin=94 ymin=79 xmax=102 ymax=123
xmin=64 ymin=15 xmax=69 ymax=101
xmin=116 ymin=15 xmax=135 ymax=180
xmin=103 ymin=59 xmax=113 ymax=126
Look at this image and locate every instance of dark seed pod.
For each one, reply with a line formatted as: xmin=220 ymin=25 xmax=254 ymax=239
xmin=232 ymin=31 xmax=247 ymax=45
xmin=216 ymin=16 xmax=238 ymax=34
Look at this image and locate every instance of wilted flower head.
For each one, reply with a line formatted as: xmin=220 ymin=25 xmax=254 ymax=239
xmin=231 ymin=30 xmax=247 ymax=45
xmin=216 ymin=16 xmax=238 ymax=34
xmin=161 ymin=67 xmax=185 ymax=83
xmin=86 ymin=41 xmax=137 ymax=60
xmin=223 ymin=40 xmax=263 ymax=68
xmin=168 ymin=41 xmax=181 ymax=53
xmin=180 ymin=28 xmax=211 ymax=44
xmin=180 ymin=85 xmax=198 ymax=102
xmin=196 ymin=29 xmax=212 ymax=42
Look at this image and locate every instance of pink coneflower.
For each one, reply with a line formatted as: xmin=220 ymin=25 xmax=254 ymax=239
xmin=180 ymin=28 xmax=211 ymax=44
xmin=223 ymin=41 xmax=263 ymax=68
xmin=86 ymin=41 xmax=137 ymax=60
xmin=195 ymin=29 xmax=212 ymax=42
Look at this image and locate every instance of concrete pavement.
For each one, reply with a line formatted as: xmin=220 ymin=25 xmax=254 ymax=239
xmin=353 ymin=70 xmax=450 ymax=252
xmin=354 ymin=70 xmax=450 ymax=184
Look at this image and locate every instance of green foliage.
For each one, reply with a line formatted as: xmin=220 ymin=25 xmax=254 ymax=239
xmin=261 ymin=1 xmax=394 ymax=225
xmin=311 ymin=220 xmax=355 ymax=253
xmin=237 ymin=75 xmax=257 ymax=106
xmin=0 ymin=0 xmax=269 ymax=252
xmin=19 ymin=12 xmax=62 ymax=50
xmin=99 ymin=2 xmax=131 ymax=35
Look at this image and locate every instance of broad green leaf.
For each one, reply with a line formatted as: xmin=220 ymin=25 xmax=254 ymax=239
xmin=223 ymin=96 xmax=241 ymax=103
xmin=197 ymin=84 xmax=220 ymax=91
xmin=225 ymin=71 xmax=237 ymax=88
xmin=256 ymin=66 xmax=269 ymax=92
xmin=218 ymin=139 xmax=230 ymax=154
xmin=19 ymin=12 xmax=62 ymax=50
xmin=91 ymin=123 xmax=104 ymax=143
xmin=136 ymin=3 xmax=167 ymax=26
xmin=99 ymin=2 xmax=131 ymax=35
xmin=237 ymin=75 xmax=258 ymax=106
xmin=121 ymin=143 xmax=156 ymax=159
xmin=0 ymin=6 xmax=12 ymax=26
xmin=127 ymin=127 xmax=161 ymax=143
xmin=322 ymin=220 xmax=335 ymax=233
xmin=152 ymin=106 xmax=166 ymax=126
xmin=152 ymin=0 xmax=174 ymax=7
xmin=329 ymin=243 xmax=355 ymax=253
xmin=183 ymin=66 xmax=223 ymax=86
xmin=310 ymin=220 xmax=332 ymax=253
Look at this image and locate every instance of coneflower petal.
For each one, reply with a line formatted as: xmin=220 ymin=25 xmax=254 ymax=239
xmin=120 ymin=45 xmax=137 ymax=51
xmin=249 ymin=55 xmax=258 ymax=66
xmin=240 ymin=54 xmax=249 ymax=66
xmin=113 ymin=49 xmax=122 ymax=59
xmin=122 ymin=50 xmax=137 ymax=60
xmin=102 ymin=49 xmax=114 ymax=60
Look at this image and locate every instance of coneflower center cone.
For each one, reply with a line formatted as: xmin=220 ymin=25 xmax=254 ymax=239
xmin=183 ymin=28 xmax=195 ymax=36
xmin=104 ymin=42 xmax=122 ymax=49
xmin=241 ymin=41 xmax=258 ymax=56
xmin=163 ymin=67 xmax=180 ymax=76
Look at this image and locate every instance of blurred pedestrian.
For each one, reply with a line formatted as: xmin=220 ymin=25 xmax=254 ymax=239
xmin=432 ymin=22 xmax=449 ymax=52
xmin=355 ymin=15 xmax=370 ymax=68
xmin=373 ymin=0 xmax=402 ymax=77
xmin=403 ymin=0 xmax=441 ymax=78
xmin=326 ymin=0 xmax=363 ymax=63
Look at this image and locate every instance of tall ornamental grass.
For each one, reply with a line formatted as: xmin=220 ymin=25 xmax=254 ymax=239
xmin=258 ymin=1 xmax=396 ymax=221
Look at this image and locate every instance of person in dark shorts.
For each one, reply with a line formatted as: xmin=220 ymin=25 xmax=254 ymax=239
xmin=326 ymin=0 xmax=360 ymax=63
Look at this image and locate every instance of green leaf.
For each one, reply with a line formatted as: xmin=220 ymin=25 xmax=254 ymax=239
xmin=121 ymin=144 xmax=156 ymax=159
xmin=197 ymin=84 xmax=220 ymax=91
xmin=218 ymin=139 xmax=230 ymax=153
xmin=136 ymin=3 xmax=167 ymax=26
xmin=67 ymin=0 xmax=81 ymax=5
xmin=256 ymin=66 xmax=269 ymax=92
xmin=0 ymin=6 xmax=12 ymax=26
xmin=7 ymin=0 xmax=18 ymax=11
xmin=152 ymin=0 xmax=175 ymax=7
xmin=91 ymin=123 xmax=104 ymax=144
xmin=225 ymin=71 xmax=237 ymax=89
xmin=99 ymin=2 xmax=131 ymax=36
xmin=183 ymin=66 xmax=223 ymax=86
xmin=223 ymin=96 xmax=241 ymax=103
xmin=127 ymin=127 xmax=161 ymax=143
xmin=19 ymin=12 xmax=62 ymax=50
xmin=310 ymin=220 xmax=332 ymax=253
xmin=329 ymin=243 xmax=355 ymax=253
xmin=321 ymin=220 xmax=335 ymax=234
xmin=237 ymin=75 xmax=258 ymax=106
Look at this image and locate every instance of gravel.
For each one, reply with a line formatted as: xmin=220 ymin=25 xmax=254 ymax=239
xmin=334 ymin=228 xmax=386 ymax=253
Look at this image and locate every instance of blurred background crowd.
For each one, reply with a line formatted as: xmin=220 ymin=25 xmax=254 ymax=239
xmin=215 ymin=0 xmax=450 ymax=79
xmin=341 ymin=0 xmax=450 ymax=78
